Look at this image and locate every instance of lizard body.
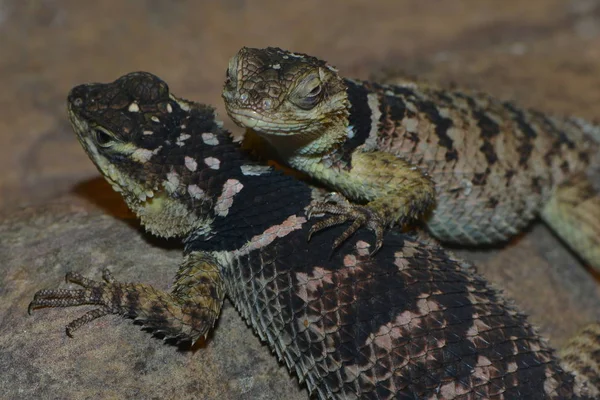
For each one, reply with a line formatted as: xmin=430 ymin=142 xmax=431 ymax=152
xmin=30 ymin=72 xmax=600 ymax=399
xmin=222 ymin=47 xmax=600 ymax=268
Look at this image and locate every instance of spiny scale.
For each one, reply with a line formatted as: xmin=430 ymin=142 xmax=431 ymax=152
xmin=28 ymin=72 xmax=600 ymax=399
xmin=223 ymin=46 xmax=600 ymax=269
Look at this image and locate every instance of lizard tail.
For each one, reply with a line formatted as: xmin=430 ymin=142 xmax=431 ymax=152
xmin=541 ymin=171 xmax=600 ymax=270
xmin=564 ymin=116 xmax=600 ymax=145
xmin=559 ymin=323 xmax=600 ymax=397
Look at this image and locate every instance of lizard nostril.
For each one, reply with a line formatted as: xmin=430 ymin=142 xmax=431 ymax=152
xmin=256 ymin=82 xmax=267 ymax=92
xmin=73 ymin=98 xmax=83 ymax=107
xmin=239 ymin=93 xmax=249 ymax=103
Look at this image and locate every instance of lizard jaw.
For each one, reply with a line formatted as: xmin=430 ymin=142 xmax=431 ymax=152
xmin=226 ymin=107 xmax=322 ymax=136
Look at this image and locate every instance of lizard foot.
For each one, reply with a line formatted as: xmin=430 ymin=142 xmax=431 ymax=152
xmin=28 ymin=267 xmax=221 ymax=343
xmin=28 ymin=269 xmax=121 ymax=337
xmin=307 ymin=193 xmax=384 ymax=254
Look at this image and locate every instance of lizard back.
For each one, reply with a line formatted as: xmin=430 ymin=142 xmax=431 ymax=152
xmin=210 ymin=222 xmax=585 ymax=399
xmin=223 ymin=47 xmax=600 ymax=267
xmin=346 ymin=79 xmax=600 ymax=243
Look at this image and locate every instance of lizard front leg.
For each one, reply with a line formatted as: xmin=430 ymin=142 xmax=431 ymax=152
xmin=29 ymin=251 xmax=225 ymax=344
xmin=306 ymin=150 xmax=436 ymax=253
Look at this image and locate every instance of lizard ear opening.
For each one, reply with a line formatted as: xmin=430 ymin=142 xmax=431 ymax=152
xmin=93 ymin=128 xmax=116 ymax=148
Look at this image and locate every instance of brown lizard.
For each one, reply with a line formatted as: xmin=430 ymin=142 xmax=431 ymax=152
xmin=28 ymin=71 xmax=600 ymax=399
xmin=222 ymin=47 xmax=600 ymax=268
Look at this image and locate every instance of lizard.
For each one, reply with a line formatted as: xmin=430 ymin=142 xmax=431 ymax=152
xmin=28 ymin=71 xmax=600 ymax=399
xmin=221 ymin=46 xmax=600 ymax=268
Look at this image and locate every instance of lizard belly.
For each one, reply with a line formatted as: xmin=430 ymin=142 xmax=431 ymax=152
xmin=427 ymin=174 xmax=547 ymax=244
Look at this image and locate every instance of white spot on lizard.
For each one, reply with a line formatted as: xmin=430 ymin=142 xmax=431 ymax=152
xmin=175 ymin=133 xmax=191 ymax=147
xmin=176 ymin=133 xmax=191 ymax=147
xmin=355 ymin=240 xmax=371 ymax=256
xmin=131 ymin=146 xmax=162 ymax=163
xmin=201 ymin=132 xmax=219 ymax=146
xmin=128 ymin=102 xmax=140 ymax=113
xmin=214 ymin=179 xmax=243 ymax=216
xmin=204 ymin=157 xmax=221 ymax=170
xmin=164 ymin=171 xmax=180 ymax=193
xmin=187 ymin=184 xmax=205 ymax=200
xmin=184 ymin=156 xmax=198 ymax=172
xmin=346 ymin=125 xmax=355 ymax=139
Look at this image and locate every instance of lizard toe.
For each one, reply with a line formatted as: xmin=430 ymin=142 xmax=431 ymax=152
xmin=306 ymin=196 xmax=385 ymax=255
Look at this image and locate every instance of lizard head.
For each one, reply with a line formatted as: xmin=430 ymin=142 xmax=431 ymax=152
xmin=68 ymin=72 xmax=220 ymax=238
xmin=222 ymin=47 xmax=349 ymax=142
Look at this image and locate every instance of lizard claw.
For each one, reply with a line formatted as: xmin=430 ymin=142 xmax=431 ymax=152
xmin=306 ymin=193 xmax=385 ymax=255
xmin=29 ymin=269 xmax=116 ymax=336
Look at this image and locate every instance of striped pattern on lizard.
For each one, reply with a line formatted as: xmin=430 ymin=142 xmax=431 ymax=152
xmin=222 ymin=47 xmax=600 ymax=269
xmin=29 ymin=72 xmax=600 ymax=399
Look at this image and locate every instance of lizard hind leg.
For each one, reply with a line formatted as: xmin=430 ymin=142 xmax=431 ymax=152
xmin=28 ymin=252 xmax=225 ymax=345
xmin=541 ymin=172 xmax=600 ymax=271
xmin=559 ymin=323 xmax=600 ymax=397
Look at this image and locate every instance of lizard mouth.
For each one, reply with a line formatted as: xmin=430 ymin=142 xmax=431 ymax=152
xmin=225 ymin=108 xmax=261 ymax=129
xmin=225 ymin=107 xmax=314 ymax=136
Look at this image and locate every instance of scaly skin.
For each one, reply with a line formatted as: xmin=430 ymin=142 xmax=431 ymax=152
xmin=222 ymin=47 xmax=600 ymax=268
xmin=29 ymin=72 xmax=600 ymax=399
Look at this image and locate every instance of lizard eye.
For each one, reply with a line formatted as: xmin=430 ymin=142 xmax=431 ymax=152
xmin=93 ymin=129 xmax=114 ymax=148
xmin=307 ymin=84 xmax=322 ymax=98
xmin=290 ymin=73 xmax=323 ymax=110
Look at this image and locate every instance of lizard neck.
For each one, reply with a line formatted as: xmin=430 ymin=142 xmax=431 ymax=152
xmin=254 ymin=118 xmax=349 ymax=159
xmin=164 ymin=110 xmax=315 ymax=253
xmin=286 ymin=79 xmax=381 ymax=170
xmin=183 ymin=160 xmax=314 ymax=253
xmin=258 ymin=78 xmax=379 ymax=169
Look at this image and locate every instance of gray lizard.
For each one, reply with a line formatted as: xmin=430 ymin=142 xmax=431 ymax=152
xmin=222 ymin=47 xmax=600 ymax=268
